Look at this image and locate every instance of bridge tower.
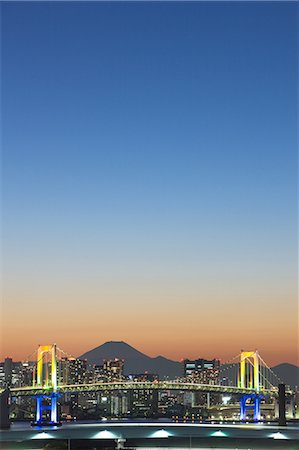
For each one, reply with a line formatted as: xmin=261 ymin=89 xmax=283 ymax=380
xmin=238 ymin=351 xmax=261 ymax=421
xmin=33 ymin=344 xmax=60 ymax=426
xmin=239 ymin=351 xmax=259 ymax=391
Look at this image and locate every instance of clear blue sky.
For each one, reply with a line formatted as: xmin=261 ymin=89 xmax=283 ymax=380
xmin=2 ymin=1 xmax=298 ymax=364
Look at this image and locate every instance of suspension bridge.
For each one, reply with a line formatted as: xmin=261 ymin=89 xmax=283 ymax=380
xmin=0 ymin=344 xmax=292 ymax=427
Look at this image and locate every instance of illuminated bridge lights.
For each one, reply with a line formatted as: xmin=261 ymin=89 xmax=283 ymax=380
xmin=151 ymin=429 xmax=171 ymax=438
xmin=270 ymin=432 xmax=288 ymax=440
xmin=93 ymin=430 xmax=118 ymax=439
xmin=1 ymin=422 xmax=298 ymax=447
xmin=32 ymin=432 xmax=53 ymax=439
xmin=210 ymin=430 xmax=227 ymax=437
xmin=9 ymin=381 xmax=277 ymax=397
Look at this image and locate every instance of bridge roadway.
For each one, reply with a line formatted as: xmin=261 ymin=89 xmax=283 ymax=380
xmin=0 ymin=421 xmax=298 ymax=449
xmin=8 ymin=381 xmax=277 ymax=397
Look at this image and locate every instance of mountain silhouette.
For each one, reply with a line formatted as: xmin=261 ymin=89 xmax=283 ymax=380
xmin=79 ymin=341 xmax=183 ymax=378
xmin=80 ymin=342 xmax=299 ymax=386
xmin=271 ymin=363 xmax=299 ymax=390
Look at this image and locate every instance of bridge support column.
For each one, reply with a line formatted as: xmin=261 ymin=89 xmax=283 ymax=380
xmin=278 ymin=384 xmax=286 ymax=426
xmin=287 ymin=395 xmax=296 ymax=419
xmin=0 ymin=389 xmax=10 ymax=429
xmin=32 ymin=393 xmax=60 ymax=426
xmin=151 ymin=390 xmax=158 ymax=416
xmin=51 ymin=394 xmax=58 ymax=423
xmin=206 ymin=392 xmax=210 ymax=409
xmin=240 ymin=394 xmax=262 ymax=421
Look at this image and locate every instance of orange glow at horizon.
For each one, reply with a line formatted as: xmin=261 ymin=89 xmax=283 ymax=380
xmin=1 ymin=313 xmax=298 ymax=368
xmin=1 ymin=340 xmax=297 ymax=368
xmin=2 ymin=264 xmax=298 ymax=368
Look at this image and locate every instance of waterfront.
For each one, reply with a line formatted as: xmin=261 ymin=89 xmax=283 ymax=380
xmin=0 ymin=421 xmax=299 ymax=449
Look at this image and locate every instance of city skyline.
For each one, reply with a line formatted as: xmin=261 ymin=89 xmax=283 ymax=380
xmin=1 ymin=338 xmax=297 ymax=369
xmin=3 ymin=343 xmax=294 ymax=427
xmin=1 ymin=342 xmax=294 ymax=389
xmin=1 ymin=2 xmax=298 ymax=367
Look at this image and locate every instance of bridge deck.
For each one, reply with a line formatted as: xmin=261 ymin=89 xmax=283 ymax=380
xmin=6 ymin=381 xmax=278 ymax=397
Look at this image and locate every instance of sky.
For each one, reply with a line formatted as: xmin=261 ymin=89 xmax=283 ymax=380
xmin=1 ymin=1 xmax=298 ymax=366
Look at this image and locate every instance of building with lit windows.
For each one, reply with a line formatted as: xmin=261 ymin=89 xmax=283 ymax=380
xmin=184 ymin=358 xmax=220 ymax=385
xmin=102 ymin=359 xmax=124 ymax=381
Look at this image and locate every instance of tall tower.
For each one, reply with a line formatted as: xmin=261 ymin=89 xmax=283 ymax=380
xmin=36 ymin=344 xmax=57 ymax=389
xmin=238 ymin=350 xmax=261 ymax=421
xmin=239 ymin=351 xmax=259 ymax=391
xmin=33 ymin=344 xmax=60 ymax=426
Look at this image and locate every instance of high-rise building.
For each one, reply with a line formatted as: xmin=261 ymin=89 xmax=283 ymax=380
xmin=0 ymin=363 xmax=6 ymax=388
xmin=57 ymin=357 xmax=94 ymax=385
xmin=103 ymin=359 xmax=124 ymax=382
xmin=4 ymin=358 xmax=13 ymax=386
xmin=184 ymin=358 xmax=220 ymax=385
xmin=21 ymin=362 xmax=35 ymax=386
xmin=0 ymin=358 xmax=35 ymax=392
xmin=110 ymin=394 xmax=129 ymax=416
xmin=126 ymin=373 xmax=159 ymax=417
xmin=129 ymin=388 xmax=158 ymax=417
xmin=128 ymin=373 xmax=158 ymax=382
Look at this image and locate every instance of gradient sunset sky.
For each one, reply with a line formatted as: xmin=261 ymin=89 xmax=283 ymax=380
xmin=1 ymin=1 xmax=298 ymax=366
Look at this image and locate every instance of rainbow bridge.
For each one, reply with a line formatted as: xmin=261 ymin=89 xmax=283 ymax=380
xmin=0 ymin=345 xmax=291 ymax=427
